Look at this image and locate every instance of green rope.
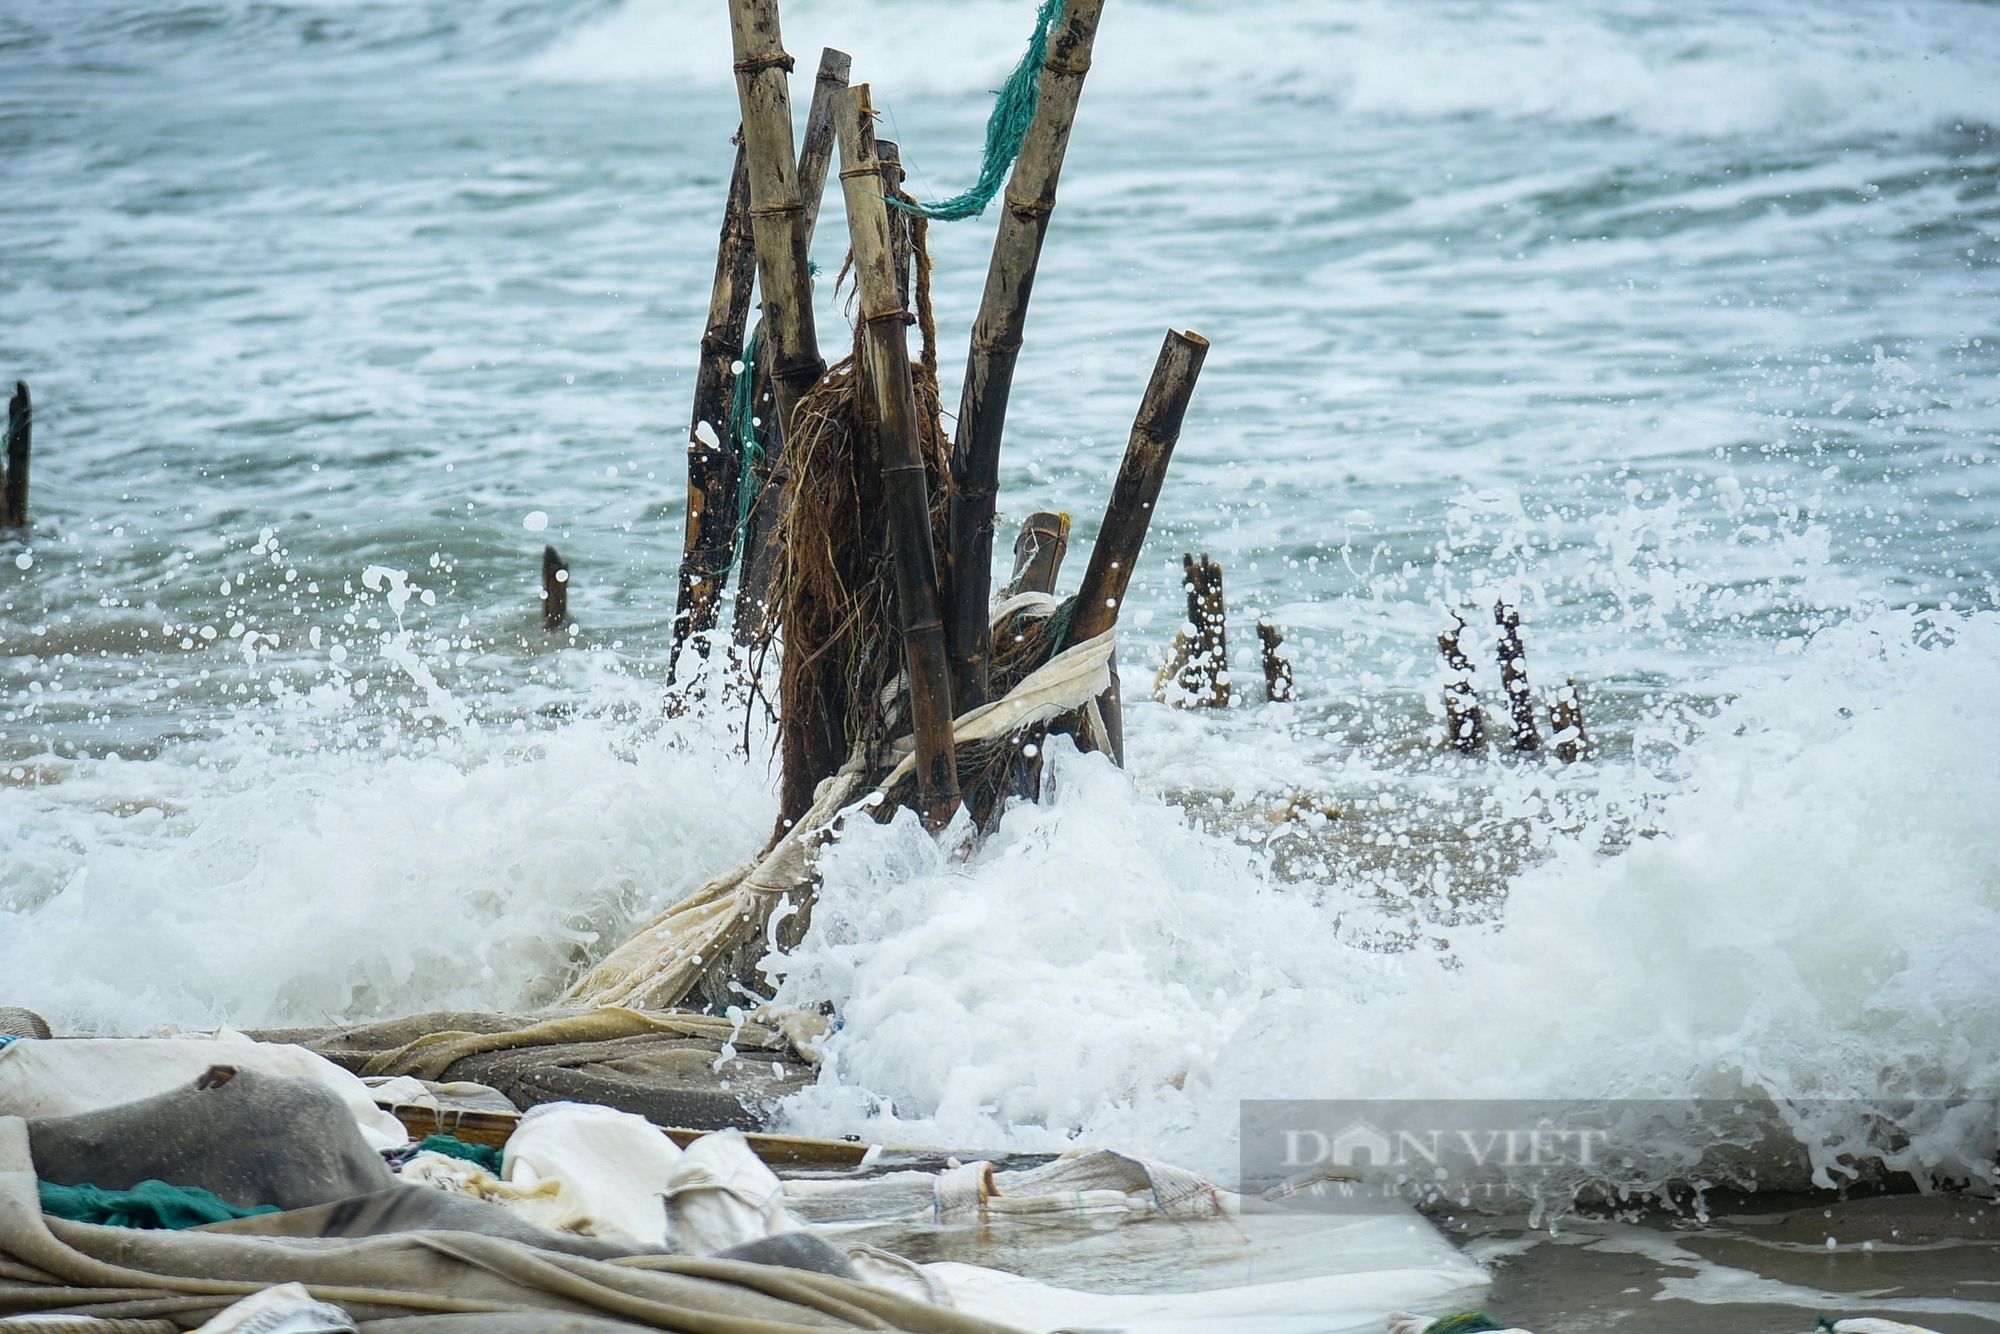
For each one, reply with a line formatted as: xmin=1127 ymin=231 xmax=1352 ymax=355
xmin=732 ymin=321 xmax=766 ymax=539
xmin=1424 ymin=1316 xmax=1510 ymax=1334
xmin=39 ymin=1179 xmax=278 ymax=1230
xmin=891 ymin=0 xmax=1066 ymax=221
xmin=415 ymin=1134 xmax=506 ymax=1175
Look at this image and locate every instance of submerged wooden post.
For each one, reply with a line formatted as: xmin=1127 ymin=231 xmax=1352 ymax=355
xmin=945 ymin=0 xmax=1109 ymax=714
xmin=1259 ymin=622 xmax=1293 ymax=702
xmin=728 ymin=46 xmax=849 ymax=645
xmin=3 ymin=381 xmax=29 ymax=529
xmin=836 ymin=84 xmax=959 ymax=830
xmin=1171 ymin=553 xmax=1230 ymax=707
xmin=1494 ymin=601 xmax=1540 ymax=752
xmin=1063 ymin=330 xmax=1209 ymax=650
xmin=1551 ymin=678 xmax=1592 ymax=763
xmin=1439 ymin=614 xmax=1483 ymax=754
xmin=1005 ymin=511 xmax=1070 ymax=596
xmin=668 ymin=141 xmax=756 ymax=675
xmin=541 ymin=546 xmax=569 ymax=630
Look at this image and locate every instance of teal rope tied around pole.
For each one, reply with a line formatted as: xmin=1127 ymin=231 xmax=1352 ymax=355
xmin=891 ymin=0 xmax=1066 ymax=221
xmin=732 ymin=321 xmax=765 ymax=539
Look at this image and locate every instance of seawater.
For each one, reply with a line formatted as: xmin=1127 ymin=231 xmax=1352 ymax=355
xmin=1 ymin=0 xmax=1997 ymax=1183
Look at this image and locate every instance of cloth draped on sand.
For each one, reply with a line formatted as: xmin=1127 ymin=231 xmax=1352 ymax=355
xmin=0 ymin=1117 xmax=1022 ymax=1334
xmin=564 ymin=630 xmax=1116 ymax=1013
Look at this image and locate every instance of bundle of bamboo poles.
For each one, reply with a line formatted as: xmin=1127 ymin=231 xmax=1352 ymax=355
xmin=572 ymin=0 xmax=1213 ymax=1011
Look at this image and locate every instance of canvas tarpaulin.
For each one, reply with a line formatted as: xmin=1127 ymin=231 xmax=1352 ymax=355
xmin=0 ymin=1116 xmax=1026 ymax=1334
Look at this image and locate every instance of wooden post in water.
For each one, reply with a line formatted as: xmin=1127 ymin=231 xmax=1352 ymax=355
xmin=1494 ymin=601 xmax=1540 ymax=752
xmin=1258 ymin=621 xmax=1293 ymax=702
xmin=1439 ymin=614 xmax=1483 ymax=753
xmin=730 ymin=48 xmax=849 ymax=645
xmin=1062 ymin=330 xmax=1209 ymax=650
xmin=1551 ymin=678 xmax=1591 ymax=763
xmin=668 ymin=140 xmax=756 ymax=676
xmin=1172 ymin=553 xmax=1230 ymax=707
xmin=1004 ymin=511 xmax=1070 ymax=596
xmin=541 ymin=546 xmax=569 ymax=630
xmin=836 ymin=84 xmax=960 ymax=831
xmin=3 ymin=381 xmax=29 ymax=529
xmin=945 ymin=0 xmax=1108 ymax=713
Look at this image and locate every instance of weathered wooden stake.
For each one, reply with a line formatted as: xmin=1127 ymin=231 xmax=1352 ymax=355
xmin=3 ymin=381 xmax=30 ymax=529
xmin=668 ymin=140 xmax=756 ymax=675
xmin=1551 ymin=678 xmax=1592 ymax=763
xmin=945 ymin=0 xmax=1108 ymax=714
xmin=541 ymin=545 xmax=569 ymax=630
xmin=1494 ymin=601 xmax=1540 ymax=752
xmin=1259 ymin=621 xmax=1293 ymax=702
xmin=1062 ymin=330 xmax=1210 ymax=650
xmin=1438 ymin=614 xmax=1483 ymax=754
xmin=878 ymin=140 xmax=913 ymax=311
xmin=1004 ymin=511 xmax=1070 ymax=596
xmin=836 ymin=84 xmax=959 ymax=830
xmin=1171 ymin=553 xmax=1230 ymax=708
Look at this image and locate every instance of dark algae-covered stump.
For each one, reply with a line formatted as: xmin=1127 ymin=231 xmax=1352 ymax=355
xmin=3 ymin=381 xmax=29 ymax=529
xmin=1159 ymin=553 xmax=1229 ymax=708
xmin=1259 ymin=621 xmax=1292 ymax=703
xmin=1551 ymin=677 xmax=1592 ymax=763
xmin=1494 ymin=600 xmax=1540 ymax=752
xmin=1438 ymin=613 xmax=1484 ymax=754
xmin=540 ymin=546 xmax=569 ymax=630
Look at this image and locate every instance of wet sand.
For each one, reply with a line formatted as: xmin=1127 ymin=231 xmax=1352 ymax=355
xmin=1436 ymin=1193 xmax=2000 ymax=1333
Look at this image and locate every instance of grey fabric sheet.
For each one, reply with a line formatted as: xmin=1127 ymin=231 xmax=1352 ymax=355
xmin=0 ymin=1118 xmax=1021 ymax=1334
xmin=28 ymin=1067 xmax=393 ymax=1212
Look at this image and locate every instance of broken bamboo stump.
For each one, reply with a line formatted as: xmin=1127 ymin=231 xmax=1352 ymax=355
xmin=1438 ymin=614 xmax=1483 ymax=753
xmin=1259 ymin=621 xmax=1293 ymax=702
xmin=541 ymin=546 xmax=569 ymax=630
xmin=945 ymin=0 xmax=1109 ymax=714
xmin=3 ymin=381 xmax=29 ymax=529
xmin=668 ymin=139 xmax=756 ymax=676
xmin=1551 ymin=678 xmax=1592 ymax=763
xmin=1158 ymin=553 xmax=1229 ymax=708
xmin=1005 ymin=511 xmax=1070 ymax=596
xmin=1494 ymin=600 xmax=1540 ymax=752
xmin=836 ymin=83 xmax=960 ymax=830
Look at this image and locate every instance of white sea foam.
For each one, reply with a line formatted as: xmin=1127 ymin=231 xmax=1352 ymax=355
xmin=774 ymin=607 xmax=2000 ymax=1181
xmin=530 ymin=0 xmax=2000 ymax=138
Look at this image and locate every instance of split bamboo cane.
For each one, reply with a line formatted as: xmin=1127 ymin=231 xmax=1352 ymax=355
xmin=835 ymin=84 xmax=960 ymax=831
xmin=944 ymin=0 xmax=1108 ymax=713
xmin=1005 ymin=511 xmax=1070 ymax=595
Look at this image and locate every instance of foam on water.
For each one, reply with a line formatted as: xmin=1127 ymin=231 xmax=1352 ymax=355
xmin=533 ymin=0 xmax=2000 ymax=138
xmin=775 ymin=607 xmax=2000 ymax=1183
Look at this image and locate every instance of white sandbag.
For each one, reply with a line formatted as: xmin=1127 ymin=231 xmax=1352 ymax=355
xmin=501 ymin=1101 xmax=679 ymax=1247
xmin=195 ymin=1282 xmax=358 ymax=1334
xmin=666 ymin=1128 xmax=801 ymax=1255
xmin=0 ymin=1031 xmax=407 ymax=1151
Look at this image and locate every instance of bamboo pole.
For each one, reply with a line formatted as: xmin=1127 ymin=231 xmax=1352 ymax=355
xmin=1494 ymin=600 xmax=1540 ymax=752
xmin=878 ymin=140 xmax=912 ymax=310
xmin=667 ymin=141 xmax=755 ymax=675
xmin=1439 ymin=614 xmax=1483 ymax=754
xmin=835 ymin=83 xmax=959 ymax=831
xmin=3 ymin=381 xmax=29 ymax=529
xmin=728 ymin=45 xmax=849 ymax=643
xmin=1004 ymin=511 xmax=1070 ymax=595
xmin=727 ymin=0 xmax=824 ymax=433
xmin=1061 ymin=330 xmax=1209 ymax=649
xmin=944 ymin=0 xmax=1108 ymax=713
xmin=541 ymin=546 xmax=569 ymax=630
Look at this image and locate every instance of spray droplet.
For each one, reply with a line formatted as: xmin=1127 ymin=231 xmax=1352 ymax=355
xmin=524 ymin=511 xmax=549 ymax=533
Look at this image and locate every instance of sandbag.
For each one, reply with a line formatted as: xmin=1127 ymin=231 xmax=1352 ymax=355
xmin=666 ymin=1130 xmax=800 ymax=1256
xmin=194 ymin=1181 xmax=653 ymax=1261
xmin=29 ymin=1067 xmax=395 ymax=1212
xmin=0 ymin=1031 xmax=406 ymax=1151
xmin=502 ymin=1102 xmax=682 ymax=1248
